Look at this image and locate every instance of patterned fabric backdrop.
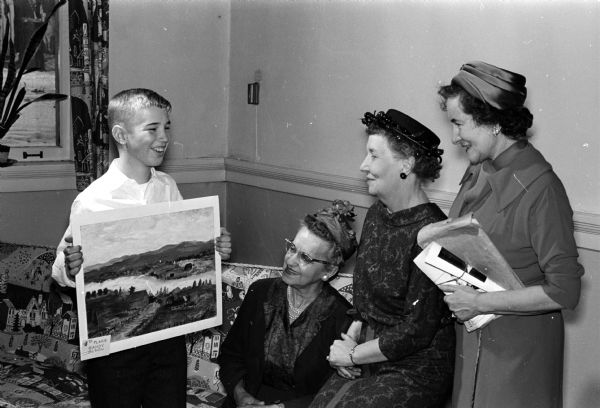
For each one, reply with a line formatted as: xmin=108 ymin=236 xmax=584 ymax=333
xmin=69 ymin=0 xmax=109 ymax=191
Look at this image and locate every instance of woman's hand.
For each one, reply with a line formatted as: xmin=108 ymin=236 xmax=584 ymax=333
xmin=216 ymin=228 xmax=232 ymax=260
xmin=233 ymin=381 xmax=269 ymax=407
xmin=335 ymin=365 xmax=362 ymax=380
xmin=346 ymin=320 xmax=362 ymax=342
xmin=328 ymin=332 xmax=357 ymax=367
xmin=328 ymin=322 xmax=362 ymax=378
xmin=63 ymin=235 xmax=83 ymax=280
xmin=237 ymin=397 xmax=284 ymax=408
xmin=440 ymin=284 xmax=482 ymax=322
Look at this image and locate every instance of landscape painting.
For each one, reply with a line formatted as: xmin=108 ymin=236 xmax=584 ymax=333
xmin=72 ymin=196 xmax=222 ymax=359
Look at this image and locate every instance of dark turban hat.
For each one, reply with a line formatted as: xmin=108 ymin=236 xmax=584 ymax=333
xmin=306 ymin=200 xmax=358 ymax=262
xmin=451 ymin=61 xmax=527 ymax=110
xmin=361 ymin=109 xmax=443 ymax=161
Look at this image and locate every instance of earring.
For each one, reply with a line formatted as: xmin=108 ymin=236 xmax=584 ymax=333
xmin=492 ymin=125 xmax=500 ymax=137
xmin=400 ymin=172 xmax=407 ymax=180
xmin=322 ymin=275 xmax=329 ymax=281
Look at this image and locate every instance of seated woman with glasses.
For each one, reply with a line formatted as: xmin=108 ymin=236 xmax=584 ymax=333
xmin=218 ymin=200 xmax=358 ymax=408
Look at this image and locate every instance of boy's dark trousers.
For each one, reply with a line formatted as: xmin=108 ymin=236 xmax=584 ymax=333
xmin=86 ymin=336 xmax=187 ymax=407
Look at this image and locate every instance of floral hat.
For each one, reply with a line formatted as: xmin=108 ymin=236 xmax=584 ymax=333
xmin=306 ymin=200 xmax=358 ymax=261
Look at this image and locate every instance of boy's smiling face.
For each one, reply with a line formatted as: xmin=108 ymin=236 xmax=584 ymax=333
xmin=121 ymin=106 xmax=171 ymax=171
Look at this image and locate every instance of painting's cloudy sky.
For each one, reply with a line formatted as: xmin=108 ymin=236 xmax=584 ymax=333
xmin=81 ymin=207 xmax=215 ymax=268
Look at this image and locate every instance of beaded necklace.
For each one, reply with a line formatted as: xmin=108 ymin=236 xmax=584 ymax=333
xmin=287 ymin=286 xmax=312 ymax=323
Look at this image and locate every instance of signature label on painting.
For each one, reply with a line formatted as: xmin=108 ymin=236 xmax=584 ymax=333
xmin=81 ymin=336 xmax=111 ymax=359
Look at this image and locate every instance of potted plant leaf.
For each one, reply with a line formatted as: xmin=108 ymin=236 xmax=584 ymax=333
xmin=0 ymin=0 xmax=67 ymax=166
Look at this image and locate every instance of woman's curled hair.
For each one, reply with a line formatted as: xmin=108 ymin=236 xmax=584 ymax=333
xmin=438 ymin=84 xmax=533 ymax=141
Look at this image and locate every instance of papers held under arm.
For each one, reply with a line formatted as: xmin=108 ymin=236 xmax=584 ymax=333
xmin=414 ymin=213 xmax=525 ymax=331
xmin=417 ymin=213 xmax=524 ymax=291
xmin=414 ymin=242 xmax=501 ymax=331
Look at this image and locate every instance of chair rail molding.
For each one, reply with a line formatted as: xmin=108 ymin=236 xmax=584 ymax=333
xmin=223 ymin=158 xmax=600 ymax=252
xmin=0 ymin=162 xmax=76 ymax=192
xmin=4 ymin=156 xmax=598 ymax=251
xmin=159 ymin=157 xmax=226 ymax=184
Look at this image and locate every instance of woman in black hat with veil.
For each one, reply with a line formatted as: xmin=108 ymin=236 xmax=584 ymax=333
xmin=311 ymin=109 xmax=455 ymax=408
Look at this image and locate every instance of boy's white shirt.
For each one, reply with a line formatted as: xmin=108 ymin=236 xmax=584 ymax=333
xmin=52 ymin=158 xmax=183 ymax=287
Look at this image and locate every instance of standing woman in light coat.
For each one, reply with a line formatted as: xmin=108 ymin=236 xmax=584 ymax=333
xmin=438 ymin=61 xmax=584 ymax=408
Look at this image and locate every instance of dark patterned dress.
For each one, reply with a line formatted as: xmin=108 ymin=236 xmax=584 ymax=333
xmin=219 ymin=278 xmax=351 ymax=408
xmin=310 ymin=201 xmax=455 ymax=408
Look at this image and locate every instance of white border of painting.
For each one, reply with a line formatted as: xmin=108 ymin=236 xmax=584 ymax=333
xmin=72 ymin=196 xmax=222 ymax=359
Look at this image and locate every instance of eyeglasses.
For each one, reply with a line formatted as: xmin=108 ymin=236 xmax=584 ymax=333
xmin=284 ymin=238 xmax=333 ymax=266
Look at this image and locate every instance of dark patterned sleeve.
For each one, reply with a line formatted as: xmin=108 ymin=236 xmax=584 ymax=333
xmin=217 ymin=281 xmax=262 ymax=395
xmin=378 ymin=252 xmax=450 ymax=361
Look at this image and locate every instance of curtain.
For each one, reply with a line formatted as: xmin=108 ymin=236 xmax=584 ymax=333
xmin=69 ymin=0 xmax=109 ymax=191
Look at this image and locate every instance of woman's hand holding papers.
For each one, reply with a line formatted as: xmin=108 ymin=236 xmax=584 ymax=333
xmin=439 ymin=284 xmax=482 ymax=322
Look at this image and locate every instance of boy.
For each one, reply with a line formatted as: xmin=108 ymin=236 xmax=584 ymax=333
xmin=52 ymin=88 xmax=231 ymax=407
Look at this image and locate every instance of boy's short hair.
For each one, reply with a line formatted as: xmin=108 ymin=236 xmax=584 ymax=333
xmin=108 ymin=88 xmax=172 ymax=129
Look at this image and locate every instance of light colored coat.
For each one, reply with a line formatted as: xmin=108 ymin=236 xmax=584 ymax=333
xmin=449 ymin=142 xmax=583 ymax=408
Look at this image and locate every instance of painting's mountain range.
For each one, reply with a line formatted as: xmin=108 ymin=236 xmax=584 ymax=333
xmin=85 ymin=240 xmax=214 ymax=283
